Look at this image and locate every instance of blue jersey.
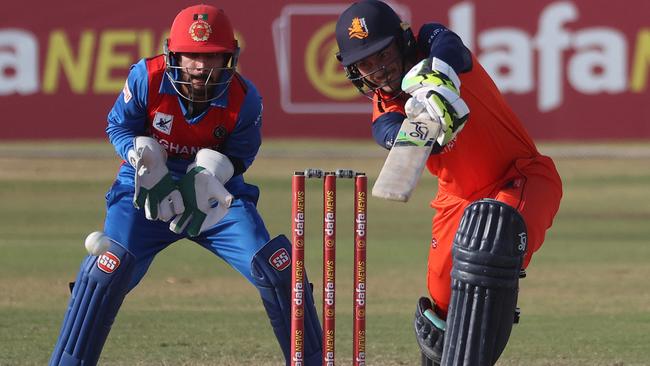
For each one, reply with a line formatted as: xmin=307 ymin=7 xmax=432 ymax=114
xmin=106 ymin=55 xmax=263 ymax=197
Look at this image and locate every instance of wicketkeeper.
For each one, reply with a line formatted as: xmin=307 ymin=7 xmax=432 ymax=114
xmin=334 ymin=1 xmax=563 ymax=365
xmin=49 ymin=5 xmax=322 ymax=365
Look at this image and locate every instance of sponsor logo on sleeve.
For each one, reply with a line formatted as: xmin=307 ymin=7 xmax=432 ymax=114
xmin=123 ymin=81 xmax=132 ymax=104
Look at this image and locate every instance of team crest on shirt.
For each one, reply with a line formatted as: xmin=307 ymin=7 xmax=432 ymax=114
xmin=348 ymin=17 xmax=369 ymax=39
xmin=213 ymin=125 xmax=227 ymax=139
xmin=153 ymin=112 xmax=174 ymax=135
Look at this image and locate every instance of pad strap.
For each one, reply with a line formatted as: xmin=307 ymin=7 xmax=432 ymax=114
xmin=442 ymin=199 xmax=526 ymax=366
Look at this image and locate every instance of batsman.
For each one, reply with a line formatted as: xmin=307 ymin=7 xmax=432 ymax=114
xmin=49 ymin=4 xmax=323 ymax=365
xmin=335 ymin=1 xmax=563 ymax=365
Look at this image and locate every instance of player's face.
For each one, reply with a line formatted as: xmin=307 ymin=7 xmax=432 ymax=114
xmin=177 ymin=52 xmax=226 ymax=99
xmin=354 ymin=41 xmax=404 ymax=94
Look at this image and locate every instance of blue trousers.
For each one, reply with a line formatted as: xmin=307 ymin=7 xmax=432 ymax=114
xmin=50 ymin=180 xmax=323 ymax=365
xmin=104 ymin=180 xmax=271 ymax=290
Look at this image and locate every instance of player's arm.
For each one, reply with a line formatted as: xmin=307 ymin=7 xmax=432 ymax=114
xmin=417 ymin=23 xmax=472 ymax=74
xmin=371 ymin=112 xmax=405 ymax=150
xmin=371 ymin=103 xmax=443 ymax=202
xmin=401 ymin=24 xmax=471 ymax=147
xmin=107 ymin=60 xmax=184 ymax=222
xmin=220 ymin=78 xmax=263 ymax=177
xmin=371 ymin=63 xmax=451 ymax=202
xmin=106 ymin=60 xmax=149 ymax=161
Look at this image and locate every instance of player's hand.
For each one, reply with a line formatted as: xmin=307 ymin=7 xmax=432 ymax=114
xmin=402 ymin=57 xmax=469 ymax=146
xmin=414 ymin=297 xmax=445 ymax=364
xmin=128 ymin=136 xmax=184 ymax=222
xmin=403 ymin=95 xmax=443 ymax=147
xmin=169 ymin=149 xmax=234 ymax=237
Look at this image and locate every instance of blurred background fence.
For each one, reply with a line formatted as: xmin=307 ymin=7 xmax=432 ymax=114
xmin=1 ymin=0 xmax=649 ymax=140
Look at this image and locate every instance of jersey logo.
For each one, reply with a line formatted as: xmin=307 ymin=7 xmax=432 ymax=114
xmin=153 ymin=112 xmax=174 ymax=135
xmin=213 ymin=125 xmax=227 ymax=139
xmin=254 ymin=105 xmax=262 ymax=126
xmin=189 ymin=16 xmax=212 ymax=42
xmin=97 ymin=252 xmax=121 ymax=274
xmin=269 ymin=248 xmax=291 ymax=271
xmin=348 ymin=17 xmax=369 ymax=39
xmin=122 ymin=81 xmax=132 ymax=104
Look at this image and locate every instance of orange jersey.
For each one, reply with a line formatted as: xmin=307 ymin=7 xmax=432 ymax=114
xmin=373 ymin=54 xmax=562 ymax=312
xmin=374 ymin=54 xmax=544 ymax=198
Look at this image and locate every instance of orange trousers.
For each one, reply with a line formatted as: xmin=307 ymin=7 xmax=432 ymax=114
xmin=427 ymin=156 xmax=562 ymax=315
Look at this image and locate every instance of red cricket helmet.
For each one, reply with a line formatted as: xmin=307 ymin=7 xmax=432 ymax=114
xmin=164 ymin=5 xmax=240 ymax=104
xmin=168 ymin=4 xmax=238 ymax=54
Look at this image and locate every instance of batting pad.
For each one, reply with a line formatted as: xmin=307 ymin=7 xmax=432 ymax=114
xmin=50 ymin=240 xmax=135 ymax=366
xmin=442 ymin=199 xmax=527 ymax=366
xmin=251 ymin=235 xmax=323 ymax=365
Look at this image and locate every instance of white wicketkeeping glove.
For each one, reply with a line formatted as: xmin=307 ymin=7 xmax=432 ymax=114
xmin=169 ymin=149 xmax=234 ymax=237
xmin=401 ymin=57 xmax=470 ymax=146
xmin=127 ymin=136 xmax=185 ymax=221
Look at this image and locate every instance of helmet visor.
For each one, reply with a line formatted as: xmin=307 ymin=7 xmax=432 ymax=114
xmin=165 ymin=50 xmax=238 ymax=103
xmin=347 ymin=41 xmax=405 ymax=100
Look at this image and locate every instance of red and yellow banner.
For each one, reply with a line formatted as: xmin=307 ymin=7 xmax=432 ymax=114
xmin=1 ymin=0 xmax=649 ymax=140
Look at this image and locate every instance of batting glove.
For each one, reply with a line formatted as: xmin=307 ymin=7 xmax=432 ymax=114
xmin=170 ymin=149 xmax=234 ymax=237
xmin=414 ymin=296 xmax=446 ymax=364
xmin=402 ymin=57 xmax=470 ymax=146
xmin=128 ymin=136 xmax=184 ymax=222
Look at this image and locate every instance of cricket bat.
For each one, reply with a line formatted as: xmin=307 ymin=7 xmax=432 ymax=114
xmin=372 ymin=116 xmax=440 ymax=202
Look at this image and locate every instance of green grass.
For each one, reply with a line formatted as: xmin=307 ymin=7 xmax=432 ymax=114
xmin=0 ymin=140 xmax=649 ymax=365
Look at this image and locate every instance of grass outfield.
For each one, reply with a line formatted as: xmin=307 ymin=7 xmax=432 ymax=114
xmin=1 ymin=139 xmax=649 ymax=366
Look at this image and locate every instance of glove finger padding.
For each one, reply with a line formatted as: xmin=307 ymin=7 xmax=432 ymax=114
xmin=402 ymin=57 xmax=470 ymax=147
xmin=414 ymin=297 xmax=445 ymax=363
xmin=199 ymin=173 xmax=234 ymax=210
xmin=169 ymin=209 xmax=194 ymax=235
xmin=192 ymin=171 xmax=233 ymax=235
xmin=156 ymin=199 xmax=173 ymax=224
xmin=130 ymin=149 xmax=145 ymax=206
xmin=170 ymin=166 xmax=233 ymax=237
xmin=404 ymin=96 xmax=443 ymax=145
xmin=141 ymin=173 xmax=182 ymax=221
xmin=129 ymin=137 xmax=184 ymax=222
xmin=414 ymin=89 xmax=469 ymax=146
xmin=155 ymin=190 xmax=185 ymax=222
xmin=404 ymin=94 xmax=429 ymax=119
